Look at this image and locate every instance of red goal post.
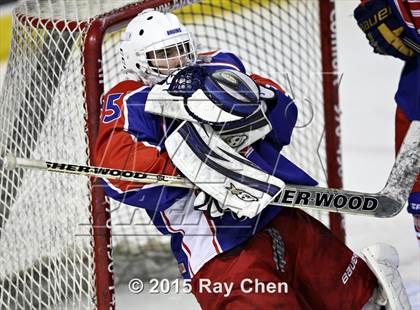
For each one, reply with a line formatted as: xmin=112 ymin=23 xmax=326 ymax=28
xmin=0 ymin=0 xmax=344 ymax=309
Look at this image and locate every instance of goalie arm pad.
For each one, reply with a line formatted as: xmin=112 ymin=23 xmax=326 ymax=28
xmin=354 ymin=0 xmax=416 ymax=61
xmin=199 ymin=50 xmax=247 ymax=73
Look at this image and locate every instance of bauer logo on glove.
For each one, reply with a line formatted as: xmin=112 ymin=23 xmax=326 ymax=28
xmin=357 ymin=5 xmax=390 ymax=32
xmin=354 ymin=0 xmax=416 ymax=61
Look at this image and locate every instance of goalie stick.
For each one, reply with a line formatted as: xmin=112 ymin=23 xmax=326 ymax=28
xmin=401 ymin=36 xmax=420 ymax=55
xmin=2 ymin=120 xmax=419 ymax=218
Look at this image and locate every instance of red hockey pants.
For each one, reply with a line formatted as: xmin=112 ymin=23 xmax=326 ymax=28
xmin=191 ymin=209 xmax=377 ymax=309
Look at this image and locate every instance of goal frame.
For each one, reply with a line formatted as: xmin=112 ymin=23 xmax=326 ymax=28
xmin=14 ymin=1 xmax=344 ymax=308
xmin=85 ymin=1 xmax=344 ymax=308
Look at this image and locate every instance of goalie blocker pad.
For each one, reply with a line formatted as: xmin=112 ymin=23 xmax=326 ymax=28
xmin=165 ymin=121 xmax=285 ymax=218
xmin=361 ymin=244 xmax=411 ymax=309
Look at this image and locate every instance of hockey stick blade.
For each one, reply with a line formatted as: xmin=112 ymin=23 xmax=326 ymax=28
xmin=3 ymin=121 xmax=419 ymax=218
xmin=270 ymin=185 xmax=400 ymax=218
xmin=271 ymin=120 xmax=420 ymax=217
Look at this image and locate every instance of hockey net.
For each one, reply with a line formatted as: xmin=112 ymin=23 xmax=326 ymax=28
xmin=0 ymin=0 xmax=343 ymax=309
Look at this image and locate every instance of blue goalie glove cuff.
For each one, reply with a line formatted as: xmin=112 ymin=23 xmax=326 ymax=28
xmin=167 ymin=65 xmax=207 ymax=98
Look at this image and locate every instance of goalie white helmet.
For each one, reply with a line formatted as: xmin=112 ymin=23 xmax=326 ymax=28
xmin=120 ymin=9 xmax=197 ymax=85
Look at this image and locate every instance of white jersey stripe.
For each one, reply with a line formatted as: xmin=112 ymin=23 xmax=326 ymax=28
xmin=161 ymin=210 xmax=194 ymax=276
xmin=161 ymin=195 xmax=222 ymax=275
xmin=123 ymin=85 xmax=149 ymax=142
xmin=140 ymin=141 xmax=161 ymax=152
xmin=392 ymin=0 xmax=416 ymax=29
xmin=204 ymin=216 xmax=222 ymax=254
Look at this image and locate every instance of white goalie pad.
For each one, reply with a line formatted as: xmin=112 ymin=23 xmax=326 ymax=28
xmin=145 ymin=82 xmax=193 ymax=120
xmin=210 ymin=110 xmax=272 ymax=150
xmin=361 ymin=244 xmax=411 ymax=310
xmin=145 ymin=82 xmax=242 ymax=123
xmin=165 ymin=121 xmax=285 ymax=218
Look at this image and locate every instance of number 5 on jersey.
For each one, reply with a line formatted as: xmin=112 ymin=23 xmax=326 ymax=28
xmin=101 ymin=93 xmax=122 ymax=123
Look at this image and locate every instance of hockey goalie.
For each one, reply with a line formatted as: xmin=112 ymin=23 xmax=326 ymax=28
xmin=95 ymin=9 xmax=411 ymax=309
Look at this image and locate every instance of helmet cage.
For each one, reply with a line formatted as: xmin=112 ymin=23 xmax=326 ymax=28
xmin=136 ymin=32 xmax=197 ymax=84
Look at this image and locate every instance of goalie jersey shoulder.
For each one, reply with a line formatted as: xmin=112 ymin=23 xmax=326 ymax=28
xmin=198 ymin=50 xmax=246 ymax=73
xmin=99 ymin=79 xmax=161 ymax=140
xmin=100 ymin=79 xmax=149 ymax=125
xmin=96 ymin=79 xmax=188 ymax=210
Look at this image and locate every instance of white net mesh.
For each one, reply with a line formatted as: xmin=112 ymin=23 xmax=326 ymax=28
xmin=0 ymin=0 xmax=338 ymax=308
xmin=104 ymin=0 xmax=332 ymax=285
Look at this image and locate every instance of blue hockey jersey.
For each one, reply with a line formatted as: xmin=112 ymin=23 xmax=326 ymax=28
xmin=95 ymin=50 xmax=317 ymax=279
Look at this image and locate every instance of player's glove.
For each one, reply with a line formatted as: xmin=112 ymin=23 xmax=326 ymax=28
xmin=407 ymin=192 xmax=420 ymax=247
xmin=166 ymin=65 xmax=207 ymax=98
xmin=193 ymin=191 xmax=224 ymax=219
xmin=354 ymin=0 xmax=416 ymax=61
xmin=408 ymin=192 xmax=420 ymax=216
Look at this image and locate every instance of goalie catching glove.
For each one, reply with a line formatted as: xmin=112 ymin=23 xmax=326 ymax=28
xmin=354 ymin=0 xmax=416 ymax=61
xmin=146 ymin=66 xmax=273 ymax=150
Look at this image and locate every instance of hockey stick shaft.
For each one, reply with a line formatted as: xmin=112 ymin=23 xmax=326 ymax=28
xmin=1 ymin=154 xmax=397 ymax=217
xmin=380 ymin=119 xmax=420 ymax=207
xmin=401 ymin=36 xmax=420 ymax=54
xmin=3 ymin=155 xmax=195 ymax=189
xmin=3 ymin=121 xmax=419 ymax=218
